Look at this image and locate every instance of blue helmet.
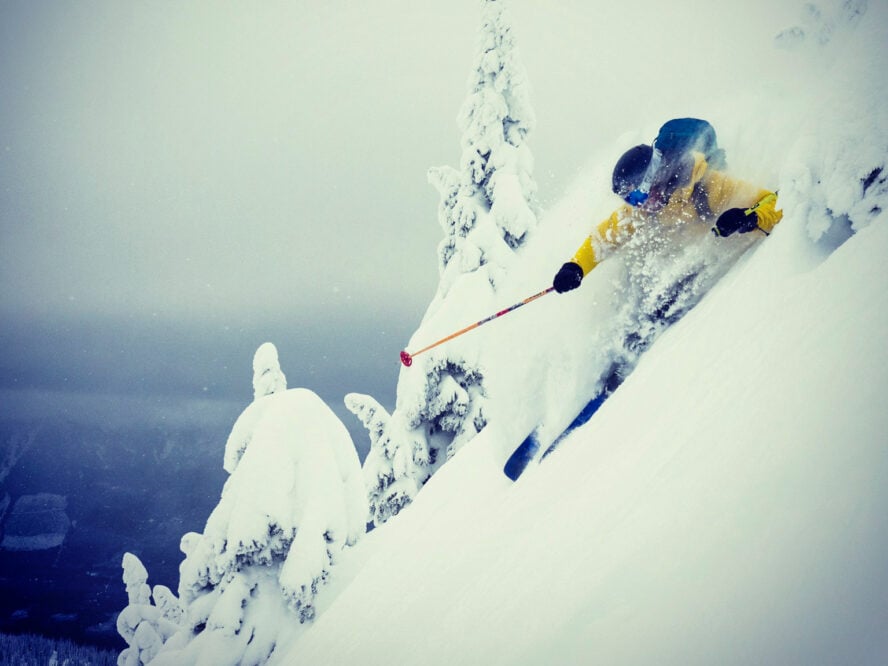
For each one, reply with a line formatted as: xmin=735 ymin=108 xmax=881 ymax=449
xmin=612 ymin=142 xmax=694 ymax=208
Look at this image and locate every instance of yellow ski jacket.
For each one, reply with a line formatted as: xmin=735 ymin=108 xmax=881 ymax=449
xmin=570 ymin=153 xmax=782 ymax=275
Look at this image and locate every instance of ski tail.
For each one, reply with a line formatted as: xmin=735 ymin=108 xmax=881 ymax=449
xmin=503 ymin=393 xmax=604 ymax=482
xmin=503 ymin=432 xmax=540 ymax=481
xmin=504 ymin=368 xmax=624 ymax=481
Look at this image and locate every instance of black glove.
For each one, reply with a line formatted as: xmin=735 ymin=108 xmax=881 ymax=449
xmin=553 ymin=262 xmax=584 ymax=293
xmin=713 ymin=208 xmax=760 ymax=237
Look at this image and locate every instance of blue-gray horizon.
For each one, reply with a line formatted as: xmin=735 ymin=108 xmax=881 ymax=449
xmin=0 ymin=1 xmax=624 ymax=439
xmin=0 ymin=307 xmax=410 ymax=429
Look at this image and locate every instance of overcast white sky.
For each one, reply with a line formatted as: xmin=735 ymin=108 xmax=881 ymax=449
xmin=0 ymin=0 xmax=799 ymax=418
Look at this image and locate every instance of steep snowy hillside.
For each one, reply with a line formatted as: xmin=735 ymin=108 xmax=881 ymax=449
xmin=280 ymin=217 xmax=887 ymax=665
xmin=273 ymin=2 xmax=887 ymax=663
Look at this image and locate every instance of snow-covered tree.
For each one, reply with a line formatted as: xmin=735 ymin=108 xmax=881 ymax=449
xmin=117 ymin=553 xmax=181 ymax=666
xmin=430 ymin=0 xmax=538 ymax=297
xmin=352 ymin=0 xmax=534 ymax=527
xmin=344 ymin=394 xmax=418 ymax=526
xmin=146 ymin=344 xmax=366 ymax=665
xmin=348 ymin=353 xmax=488 ymax=527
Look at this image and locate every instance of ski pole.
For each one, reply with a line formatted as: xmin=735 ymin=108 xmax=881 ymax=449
xmin=400 ymin=286 xmax=556 ymax=367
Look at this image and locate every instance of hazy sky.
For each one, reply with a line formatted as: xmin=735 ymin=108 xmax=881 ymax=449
xmin=0 ymin=1 xmax=608 ymax=420
xmin=0 ymin=0 xmax=793 ymax=429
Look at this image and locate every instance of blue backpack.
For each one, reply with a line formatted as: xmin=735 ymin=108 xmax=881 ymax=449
xmin=653 ymin=118 xmax=726 ymax=170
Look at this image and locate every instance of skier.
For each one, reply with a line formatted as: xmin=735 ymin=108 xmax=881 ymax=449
xmin=552 ymin=119 xmax=782 ymax=294
xmin=505 ymin=120 xmax=785 ymax=478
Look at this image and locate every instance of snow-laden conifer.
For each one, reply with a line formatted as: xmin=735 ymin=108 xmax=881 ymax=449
xmin=138 ymin=345 xmax=366 ymax=665
xmin=431 ymin=0 xmax=538 ymax=297
xmin=354 ymin=0 xmax=534 ymax=526
xmin=117 ymin=553 xmax=181 ymax=666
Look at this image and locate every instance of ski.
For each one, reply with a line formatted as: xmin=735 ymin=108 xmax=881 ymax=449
xmin=539 ymin=391 xmax=610 ymax=461
xmin=502 ymin=430 xmax=541 ymax=481
xmin=503 ymin=389 xmax=613 ymax=481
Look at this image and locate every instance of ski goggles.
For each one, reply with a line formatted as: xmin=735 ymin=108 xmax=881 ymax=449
xmin=624 ymin=189 xmax=649 ymax=206
xmin=622 ymin=148 xmax=662 ymax=207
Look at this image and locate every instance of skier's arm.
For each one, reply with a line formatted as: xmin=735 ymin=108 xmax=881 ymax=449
xmin=553 ymin=207 xmax=633 ymax=292
xmin=705 ymin=171 xmax=782 ymax=235
xmin=571 ymin=211 xmax=616 ymax=272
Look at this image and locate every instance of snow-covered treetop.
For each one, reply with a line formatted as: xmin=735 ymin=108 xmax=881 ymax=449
xmin=253 ymin=342 xmax=287 ymax=400
xmin=121 ymin=552 xmax=150 ymax=606
xmin=429 ymin=0 xmax=539 ymax=298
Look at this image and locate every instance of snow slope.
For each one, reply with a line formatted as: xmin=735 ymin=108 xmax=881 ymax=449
xmin=276 ymin=179 xmax=888 ymax=666
xmin=276 ymin=204 xmax=888 ymax=666
xmin=271 ymin=1 xmax=888 ymax=663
